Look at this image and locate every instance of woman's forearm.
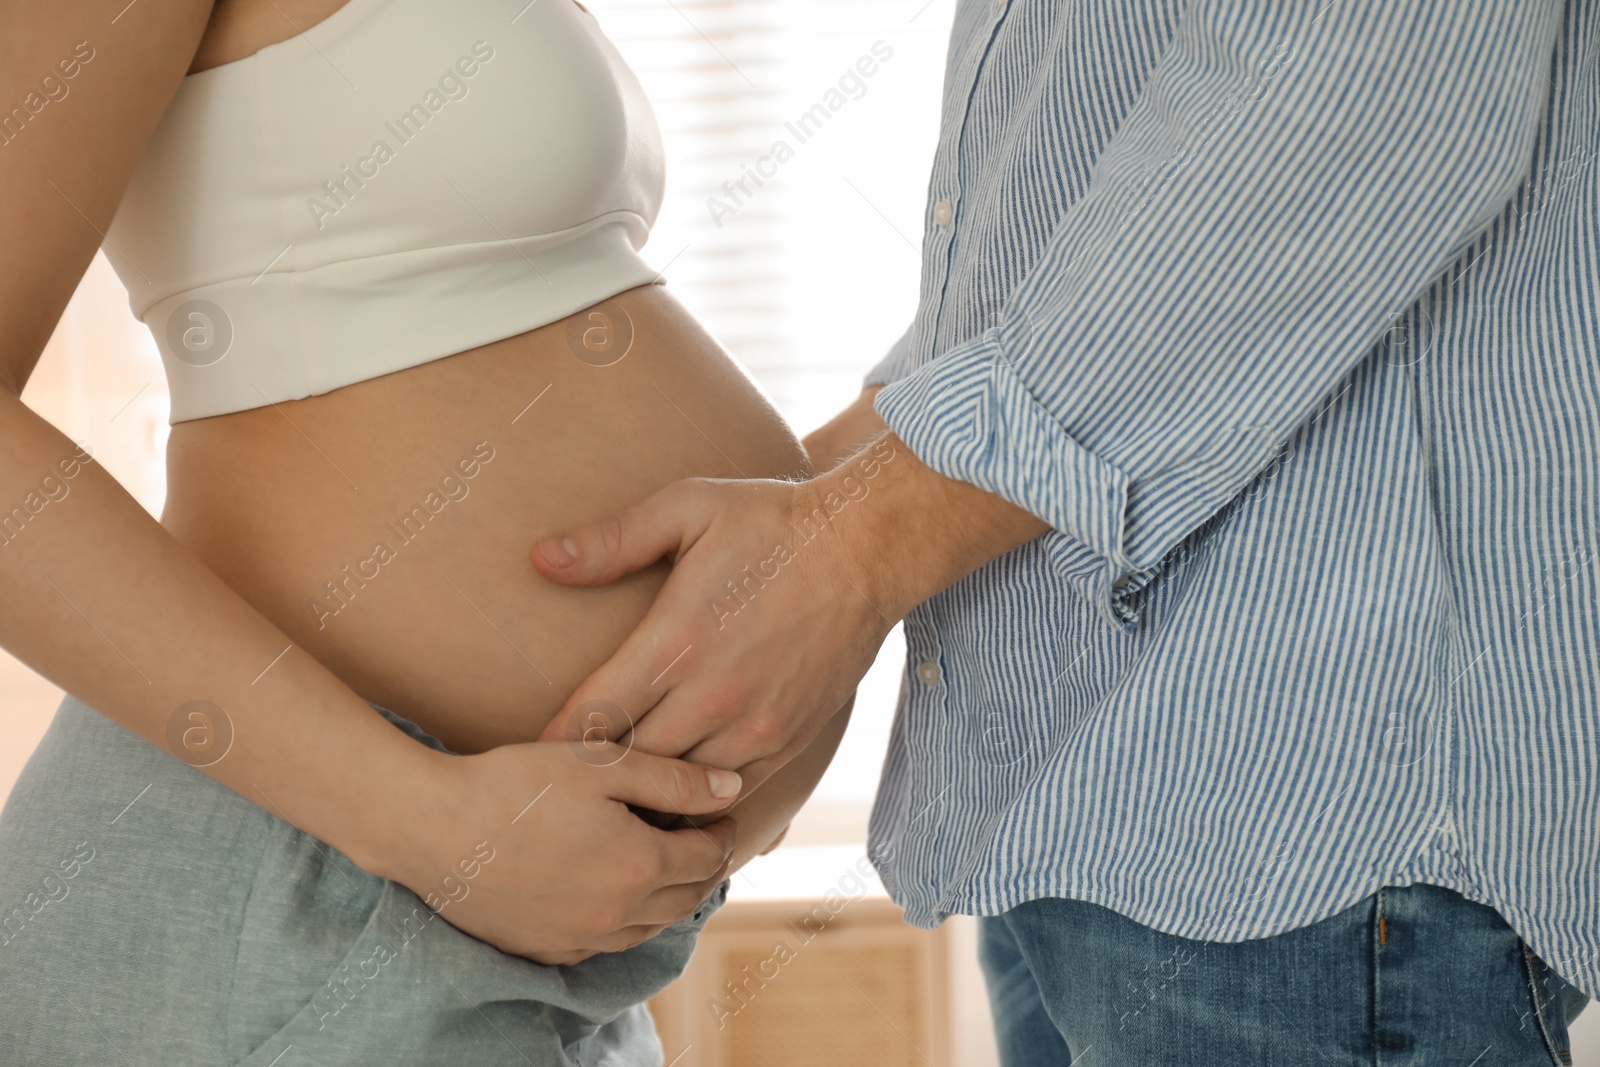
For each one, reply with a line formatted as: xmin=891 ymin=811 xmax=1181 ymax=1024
xmin=0 ymin=391 xmax=431 ymax=873
xmin=0 ymin=0 xmax=428 ymax=876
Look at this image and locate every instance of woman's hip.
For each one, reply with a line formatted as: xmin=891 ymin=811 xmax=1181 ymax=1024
xmin=0 ymin=691 xmax=721 ymax=1066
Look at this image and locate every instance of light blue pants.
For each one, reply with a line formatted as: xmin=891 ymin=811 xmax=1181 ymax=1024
xmin=0 ymin=693 xmax=725 ymax=1066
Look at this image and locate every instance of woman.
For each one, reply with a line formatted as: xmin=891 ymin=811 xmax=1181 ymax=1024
xmin=0 ymin=0 xmax=861 ymax=1063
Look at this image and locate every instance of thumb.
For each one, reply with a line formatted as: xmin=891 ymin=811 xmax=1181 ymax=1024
xmin=531 ymin=483 xmax=703 ymax=587
xmin=592 ymin=749 xmax=743 ymax=815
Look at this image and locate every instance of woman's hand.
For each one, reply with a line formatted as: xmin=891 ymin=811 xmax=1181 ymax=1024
xmin=373 ymin=740 xmax=742 ymax=965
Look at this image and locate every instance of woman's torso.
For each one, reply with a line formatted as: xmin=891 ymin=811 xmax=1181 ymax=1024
xmin=161 ymin=0 xmax=807 ymax=755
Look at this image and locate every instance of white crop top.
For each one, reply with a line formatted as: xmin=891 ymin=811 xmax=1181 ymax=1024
xmin=104 ymin=0 xmax=665 ymax=423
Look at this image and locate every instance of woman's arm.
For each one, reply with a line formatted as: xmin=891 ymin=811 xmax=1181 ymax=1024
xmin=0 ymin=3 xmax=414 ymax=852
xmin=0 ymin=0 xmax=736 ymax=965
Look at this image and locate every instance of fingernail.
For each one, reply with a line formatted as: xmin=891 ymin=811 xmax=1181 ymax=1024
xmin=708 ymin=769 xmax=742 ymax=799
xmin=538 ymin=537 xmax=578 ymax=567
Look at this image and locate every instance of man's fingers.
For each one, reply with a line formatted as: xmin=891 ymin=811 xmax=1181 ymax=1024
xmin=597 ymin=750 xmax=743 ymax=814
xmin=537 ymin=620 xmax=711 ymax=747
xmin=532 ymin=483 xmax=703 ymax=587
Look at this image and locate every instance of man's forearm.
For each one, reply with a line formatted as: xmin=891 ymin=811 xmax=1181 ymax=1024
xmin=801 ymin=385 xmax=885 ymax=473
xmin=800 ymin=430 xmax=1051 ymax=623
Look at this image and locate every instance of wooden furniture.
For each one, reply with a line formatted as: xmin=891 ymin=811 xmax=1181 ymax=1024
xmin=649 ymin=846 xmax=955 ymax=1067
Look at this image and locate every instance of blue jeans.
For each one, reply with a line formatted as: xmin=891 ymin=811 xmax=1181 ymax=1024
xmin=980 ymin=884 xmax=1590 ymax=1066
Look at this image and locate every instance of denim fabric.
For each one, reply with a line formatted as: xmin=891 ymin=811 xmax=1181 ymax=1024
xmin=980 ymin=884 xmax=1590 ymax=1066
xmin=0 ymin=693 xmax=725 ymax=1066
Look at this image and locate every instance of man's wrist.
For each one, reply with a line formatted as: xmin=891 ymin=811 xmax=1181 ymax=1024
xmin=805 ymin=430 xmax=1050 ymax=622
xmin=800 ymin=385 xmax=885 ymax=474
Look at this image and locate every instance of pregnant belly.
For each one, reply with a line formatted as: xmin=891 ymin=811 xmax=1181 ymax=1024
xmin=159 ymin=284 xmax=808 ymax=754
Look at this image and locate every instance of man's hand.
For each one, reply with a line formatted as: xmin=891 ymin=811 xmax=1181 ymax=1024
xmin=531 ymin=429 xmax=1050 ymax=781
xmin=532 ymin=460 xmax=894 ymax=784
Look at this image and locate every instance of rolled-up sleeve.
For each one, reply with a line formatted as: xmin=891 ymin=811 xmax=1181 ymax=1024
xmin=863 ymin=324 xmax=916 ymax=388
xmin=874 ymin=0 xmax=1561 ymax=627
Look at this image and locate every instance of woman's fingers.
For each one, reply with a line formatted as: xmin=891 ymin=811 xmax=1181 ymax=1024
xmin=409 ymin=742 xmax=736 ymax=963
xmin=640 ymin=875 xmax=727 ymax=928
xmin=651 ymin=819 xmax=737 ymax=886
xmin=593 ymin=748 xmax=743 ymax=814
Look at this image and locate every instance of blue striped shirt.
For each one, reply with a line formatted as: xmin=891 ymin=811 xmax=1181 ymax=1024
xmin=864 ymin=0 xmax=1600 ymax=996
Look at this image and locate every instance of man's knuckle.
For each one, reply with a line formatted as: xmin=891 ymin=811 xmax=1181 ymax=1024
xmin=742 ymin=714 xmax=786 ymax=753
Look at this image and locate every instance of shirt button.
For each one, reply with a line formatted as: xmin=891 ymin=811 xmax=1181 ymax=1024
xmin=932 ymin=199 xmax=954 ymax=227
xmin=916 ymin=659 xmax=942 ymax=686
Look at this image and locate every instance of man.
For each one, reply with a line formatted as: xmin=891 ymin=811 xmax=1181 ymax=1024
xmin=535 ymin=1 xmax=1598 ymax=1060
